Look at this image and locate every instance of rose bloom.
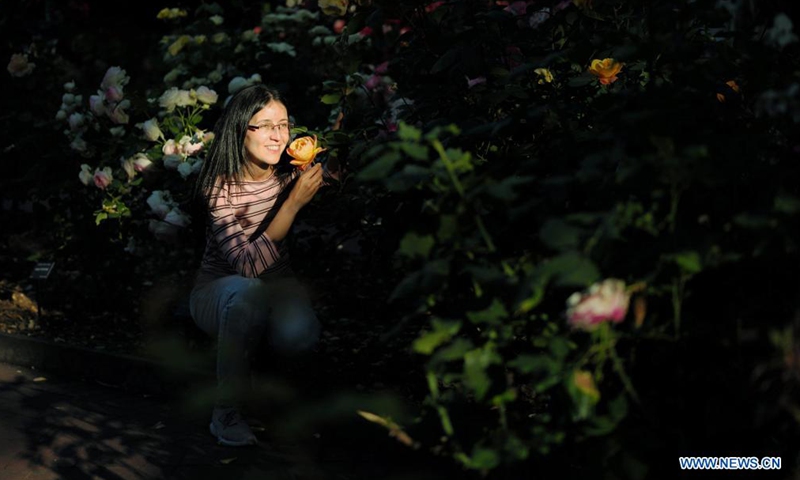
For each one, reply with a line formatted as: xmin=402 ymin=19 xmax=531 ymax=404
xmin=140 ymin=118 xmax=163 ymax=142
xmin=159 ymin=87 xmax=196 ymax=111
xmin=287 ymin=135 xmax=326 ymax=170
xmin=194 ymin=86 xmax=218 ymax=105
xmin=162 ymin=139 xmax=180 ymax=156
xmin=319 ymin=0 xmax=348 ymax=16
xmin=120 ymin=156 xmax=136 ymax=180
xmin=100 ymin=66 xmax=128 ymax=90
xmin=589 ymin=58 xmax=623 ymax=85
xmin=566 ymin=278 xmax=630 ymax=331
xmin=7 ymin=53 xmax=35 ymax=77
xmin=79 ymin=164 xmax=93 ymax=186
xmin=534 ymin=67 xmax=554 ymax=84
xmin=131 ymin=153 xmax=153 ymax=172
xmin=106 ymin=101 xmax=130 ymax=124
xmin=89 ymin=93 xmax=106 ymax=116
xmin=93 ymin=167 xmax=113 ymax=190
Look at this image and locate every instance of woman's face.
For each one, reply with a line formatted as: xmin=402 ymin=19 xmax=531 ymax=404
xmin=243 ymin=100 xmax=290 ymax=173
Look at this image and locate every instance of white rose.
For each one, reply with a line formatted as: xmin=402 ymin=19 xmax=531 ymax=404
xmin=140 ymin=118 xmax=163 ymax=142
xmin=79 ymin=164 xmax=93 ymax=185
xmin=195 ymin=86 xmax=218 ymax=105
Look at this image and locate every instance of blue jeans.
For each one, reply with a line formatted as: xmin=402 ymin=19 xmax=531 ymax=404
xmin=189 ymin=274 xmax=320 ymax=405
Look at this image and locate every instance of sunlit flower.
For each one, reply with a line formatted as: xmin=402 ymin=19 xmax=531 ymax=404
xmin=157 ymin=8 xmax=187 ymax=20
xmin=194 ymin=86 xmax=218 ymax=105
xmin=140 ymin=118 xmax=163 ymax=142
xmin=534 ymin=68 xmax=554 ymax=84
xmin=159 ymin=87 xmax=196 ymax=111
xmin=588 ymin=58 xmax=623 ymax=85
xmin=566 ymin=278 xmax=630 ymax=331
xmin=93 ymin=167 xmax=113 ymax=190
xmin=319 ymin=0 xmax=348 ymax=16
xmin=287 ymin=135 xmax=326 ymax=170
xmin=7 ymin=53 xmax=35 ymax=77
xmin=168 ymin=35 xmax=192 ymax=56
xmin=120 ymin=156 xmax=136 ymax=180
xmin=131 ymin=153 xmax=153 ymax=172
xmin=162 ymin=139 xmax=179 ymax=156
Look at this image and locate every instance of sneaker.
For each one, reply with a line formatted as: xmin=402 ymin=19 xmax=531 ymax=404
xmin=209 ymin=406 xmax=258 ymax=446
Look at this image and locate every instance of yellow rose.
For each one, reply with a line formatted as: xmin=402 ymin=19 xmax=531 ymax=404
xmin=588 ymin=58 xmax=624 ymax=85
xmin=168 ymin=35 xmax=192 ymax=56
xmin=319 ymin=0 xmax=349 ymax=16
xmin=287 ymin=135 xmax=326 ymax=170
xmin=534 ymin=68 xmax=554 ymax=84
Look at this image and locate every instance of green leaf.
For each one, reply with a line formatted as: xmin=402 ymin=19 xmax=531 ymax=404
xmin=320 ymin=93 xmax=341 ymax=105
xmin=508 ymin=354 xmax=558 ymax=375
xmin=356 ymin=151 xmax=401 ymax=181
xmin=95 ymin=212 xmax=108 ymax=225
xmin=413 ymin=319 xmax=462 ymax=354
xmin=466 ymin=298 xmax=508 ymax=325
xmin=397 ymin=122 xmax=421 ymax=142
xmin=436 ymin=215 xmax=457 ymax=241
xmin=568 ymin=74 xmax=594 ymax=87
xmin=672 ymin=251 xmax=701 ymax=274
xmin=400 ymin=143 xmax=429 ymax=160
xmin=431 ymin=338 xmax=475 ymax=363
xmin=540 ymin=219 xmax=582 ymax=251
xmin=464 ymin=446 xmax=500 ymax=471
xmin=430 ymin=47 xmax=461 ymax=74
xmin=398 ymin=232 xmax=435 ymax=258
xmin=775 ymin=192 xmax=800 ymax=214
xmin=485 ymin=176 xmax=534 ymax=201
xmin=385 ymin=165 xmax=430 ymax=191
xmin=463 ymin=347 xmax=499 ymax=401
xmin=540 ymin=252 xmax=600 ymax=287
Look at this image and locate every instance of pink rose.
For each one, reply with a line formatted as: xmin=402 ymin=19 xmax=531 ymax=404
xmin=162 ymin=139 xmax=179 ymax=156
xmin=566 ymin=279 xmax=630 ymax=331
xmin=105 ymin=85 xmax=124 ymax=102
xmin=93 ymin=167 xmax=113 ymax=190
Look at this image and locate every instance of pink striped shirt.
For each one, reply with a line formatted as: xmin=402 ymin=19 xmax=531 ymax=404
xmin=194 ymin=172 xmax=297 ymax=287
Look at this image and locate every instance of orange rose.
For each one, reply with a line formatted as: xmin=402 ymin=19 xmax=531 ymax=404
xmin=717 ymin=80 xmax=741 ymax=103
xmin=588 ymin=58 xmax=624 ymax=85
xmin=287 ymin=135 xmax=326 ymax=171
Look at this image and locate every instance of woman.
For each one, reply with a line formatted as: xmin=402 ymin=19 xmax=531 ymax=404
xmin=190 ymin=84 xmax=325 ymax=446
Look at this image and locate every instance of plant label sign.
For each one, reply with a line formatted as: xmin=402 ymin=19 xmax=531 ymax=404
xmin=30 ymin=262 xmax=54 ymax=280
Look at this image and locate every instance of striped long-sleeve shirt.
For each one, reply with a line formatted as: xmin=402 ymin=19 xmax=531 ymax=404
xmin=194 ymin=173 xmax=296 ymax=287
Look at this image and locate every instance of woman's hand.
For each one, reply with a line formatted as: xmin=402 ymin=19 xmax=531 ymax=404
xmin=286 ymin=163 xmax=323 ymax=214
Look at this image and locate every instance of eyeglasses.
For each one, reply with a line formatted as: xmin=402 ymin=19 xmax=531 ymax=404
xmin=247 ymin=122 xmax=294 ymax=135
